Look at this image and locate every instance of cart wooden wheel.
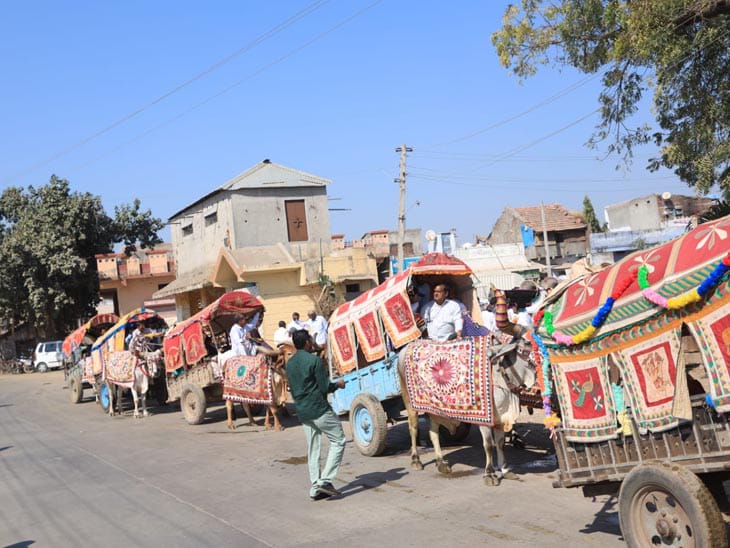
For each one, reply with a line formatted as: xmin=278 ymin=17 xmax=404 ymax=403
xmin=181 ymin=383 xmax=206 ymax=425
xmin=68 ymin=374 xmax=83 ymax=404
xmin=350 ymin=393 xmax=387 ymax=457
xmin=619 ymin=462 xmax=727 ymax=547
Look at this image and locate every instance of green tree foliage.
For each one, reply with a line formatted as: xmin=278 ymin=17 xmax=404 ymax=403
xmin=492 ymin=1 xmax=730 ymax=196
xmin=582 ymin=195 xmax=603 ymax=233
xmin=0 ymin=175 xmax=163 ymax=337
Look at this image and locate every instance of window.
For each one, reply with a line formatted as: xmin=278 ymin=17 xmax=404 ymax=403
xmin=182 ymin=224 xmax=193 ymax=236
xmin=205 ymin=212 xmax=217 ymax=226
xmin=285 ymin=200 xmax=308 ymax=241
xmin=345 ymin=283 xmax=360 ymax=293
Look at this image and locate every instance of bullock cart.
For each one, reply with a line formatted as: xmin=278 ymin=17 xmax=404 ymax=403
xmin=62 ymin=313 xmax=119 ymax=403
xmin=90 ymin=308 xmax=168 ymax=413
xmin=162 ymin=290 xmax=267 ymax=425
xmin=327 ymin=253 xmax=484 ymax=456
xmin=533 ymin=217 xmax=730 ymax=546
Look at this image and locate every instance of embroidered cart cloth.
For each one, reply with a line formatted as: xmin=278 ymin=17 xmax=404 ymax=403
xmin=540 ymin=217 xmax=730 ymax=438
xmin=401 ymin=337 xmax=494 ymax=425
xmin=222 ymin=354 xmax=274 ymax=405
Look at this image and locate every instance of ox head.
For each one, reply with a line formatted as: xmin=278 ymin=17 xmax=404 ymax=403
xmin=142 ymin=349 xmax=163 ymax=378
xmin=488 ymin=339 xmax=536 ymax=391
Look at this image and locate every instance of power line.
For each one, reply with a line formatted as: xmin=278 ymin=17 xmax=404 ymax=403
xmin=61 ymin=0 xmax=385 ymax=175
xmin=422 ymin=74 xmax=600 ymax=149
xmin=408 ymin=174 xmax=681 ymax=193
xmin=407 ymin=165 xmax=677 ymax=183
xmin=3 ymin=0 xmax=330 ymax=184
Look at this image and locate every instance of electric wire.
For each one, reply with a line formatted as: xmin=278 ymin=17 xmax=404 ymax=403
xmin=63 ymin=0 xmax=385 ymax=175
xmin=3 ymin=0 xmax=330 ymax=184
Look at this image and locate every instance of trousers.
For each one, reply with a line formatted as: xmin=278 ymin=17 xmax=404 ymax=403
xmin=301 ymin=408 xmax=346 ymax=497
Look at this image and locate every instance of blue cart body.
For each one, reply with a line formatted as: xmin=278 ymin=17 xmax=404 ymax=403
xmin=330 ymin=352 xmax=402 ymax=416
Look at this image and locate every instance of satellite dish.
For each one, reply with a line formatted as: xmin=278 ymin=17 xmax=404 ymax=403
xmin=425 ymin=229 xmax=437 ymax=241
xmin=662 ymin=191 xmax=672 ymax=200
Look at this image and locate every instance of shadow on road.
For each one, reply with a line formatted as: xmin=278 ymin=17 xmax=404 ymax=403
xmin=577 ymin=495 xmax=622 ymax=539
xmin=337 ymin=467 xmax=409 ymax=499
xmin=5 ymin=541 xmax=35 ymax=547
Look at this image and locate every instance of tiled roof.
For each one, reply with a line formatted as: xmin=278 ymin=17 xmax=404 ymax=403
xmin=512 ymin=204 xmax=586 ymax=232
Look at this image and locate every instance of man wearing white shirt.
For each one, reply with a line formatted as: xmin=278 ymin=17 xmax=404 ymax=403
xmin=229 ymin=312 xmax=259 ymax=356
xmin=287 ymin=312 xmax=307 ymax=335
xmin=421 ymin=284 xmax=463 ymax=342
xmin=305 ymin=309 xmax=328 ymax=351
xmin=274 ymin=320 xmax=291 ymax=347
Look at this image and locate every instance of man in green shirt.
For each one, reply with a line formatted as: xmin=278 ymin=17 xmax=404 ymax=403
xmin=286 ymin=329 xmax=346 ymax=500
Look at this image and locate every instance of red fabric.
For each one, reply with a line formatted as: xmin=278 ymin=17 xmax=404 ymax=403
xmin=163 ymin=290 xmax=264 ymax=368
xmin=182 ymin=322 xmax=207 ymax=366
xmin=164 ymin=335 xmax=183 ymax=372
xmin=550 ymin=218 xmax=730 ymax=332
xmin=354 ymin=310 xmax=385 ymax=362
xmin=410 ymin=253 xmax=472 ymax=276
xmin=380 ymin=291 xmax=421 ymax=348
xmin=222 ymin=355 xmax=273 ymax=405
xmin=552 ymin=356 xmax=617 ymax=441
xmin=329 ymin=324 xmax=356 ymax=374
xmin=62 ymin=313 xmax=119 ymax=356
xmin=166 ymin=291 xmax=264 ymax=339
xmin=629 ymin=340 xmax=677 ymax=408
xmin=675 ymin=217 xmax=730 ymax=272
xmin=564 ymin=367 xmax=607 ymax=420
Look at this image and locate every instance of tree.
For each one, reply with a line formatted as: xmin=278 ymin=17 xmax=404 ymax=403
xmin=0 ymin=175 xmax=163 ymax=337
xmin=492 ymin=1 xmax=730 ymax=197
xmin=582 ymin=195 xmax=603 ymax=233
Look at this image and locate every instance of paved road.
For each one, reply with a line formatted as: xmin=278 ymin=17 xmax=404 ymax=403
xmin=0 ymin=371 xmax=622 ymax=547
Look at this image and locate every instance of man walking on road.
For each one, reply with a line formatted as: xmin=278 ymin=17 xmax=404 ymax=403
xmin=286 ymin=329 xmax=346 ymax=501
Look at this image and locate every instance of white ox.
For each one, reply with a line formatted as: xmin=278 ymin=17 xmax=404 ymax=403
xmin=398 ymin=337 xmax=536 ymax=486
xmin=107 ymin=350 xmax=162 ymax=418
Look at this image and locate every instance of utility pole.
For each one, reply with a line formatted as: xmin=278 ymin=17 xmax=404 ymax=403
xmin=540 ymin=201 xmax=553 ymax=277
xmin=395 ymin=144 xmax=412 ymax=274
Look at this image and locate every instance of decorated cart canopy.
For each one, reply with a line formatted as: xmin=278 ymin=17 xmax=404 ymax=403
xmin=328 ymin=252 xmax=480 ymax=374
xmin=62 ymin=313 xmax=119 ymax=357
xmin=89 ymin=307 xmax=167 ymax=385
xmin=163 ymin=290 xmax=264 ymax=372
xmin=535 ymin=216 xmax=730 ymax=442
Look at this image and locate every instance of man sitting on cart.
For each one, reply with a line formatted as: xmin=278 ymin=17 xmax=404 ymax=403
xmin=421 ymin=283 xmax=463 ymax=342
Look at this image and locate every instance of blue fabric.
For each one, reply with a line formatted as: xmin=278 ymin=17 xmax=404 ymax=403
xmin=520 ymin=225 xmax=535 ymax=247
xmin=463 ymin=315 xmax=490 ymax=337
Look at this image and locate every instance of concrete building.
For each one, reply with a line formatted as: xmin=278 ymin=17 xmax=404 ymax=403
xmin=604 ymin=193 xmax=714 ymax=231
xmin=590 ymin=192 xmax=715 ymax=263
xmin=96 ymin=244 xmax=177 ymax=324
xmin=486 ymin=203 xmax=589 ymax=277
xmin=331 ymin=228 xmax=423 ymax=282
xmin=154 ymin=160 xmax=378 ymax=337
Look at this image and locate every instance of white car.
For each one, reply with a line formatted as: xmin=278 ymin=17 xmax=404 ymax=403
xmin=33 ymin=340 xmax=64 ymax=372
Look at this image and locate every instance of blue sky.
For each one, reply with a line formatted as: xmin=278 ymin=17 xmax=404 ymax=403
xmin=0 ymin=1 xmax=703 ymax=246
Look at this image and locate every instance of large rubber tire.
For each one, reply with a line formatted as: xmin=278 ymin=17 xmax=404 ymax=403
xmin=619 ymin=462 xmax=727 ymax=547
xmin=350 ymin=393 xmax=388 ymax=457
xmin=99 ymin=383 xmax=111 ymax=413
xmin=439 ymin=422 xmax=472 ymax=445
xmin=36 ymin=362 xmax=48 ymax=373
xmin=181 ymin=384 xmax=207 ymax=425
xmin=68 ymin=375 xmax=83 ymax=404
